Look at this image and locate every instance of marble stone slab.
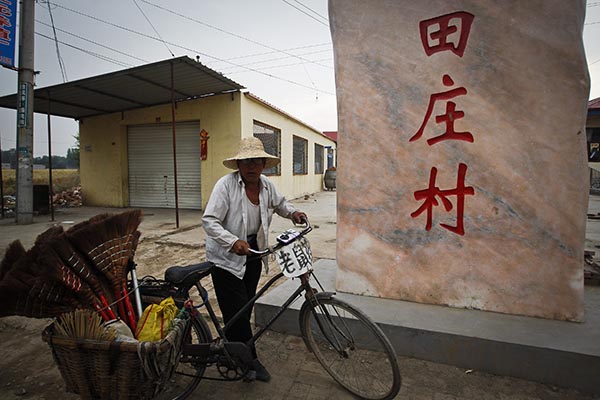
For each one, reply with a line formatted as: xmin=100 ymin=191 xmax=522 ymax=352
xmin=330 ymin=0 xmax=590 ymax=321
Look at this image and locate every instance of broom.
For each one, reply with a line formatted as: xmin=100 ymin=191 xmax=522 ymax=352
xmin=66 ymin=210 xmax=142 ymax=330
xmin=0 ymin=240 xmax=27 ymax=281
xmin=0 ymin=267 xmax=79 ymax=318
xmin=1 ymin=234 xmax=96 ymax=315
xmin=49 ymin=233 xmax=118 ymax=321
xmin=0 ymin=232 xmax=83 ymax=318
xmin=0 ymin=278 xmax=75 ymax=318
xmin=27 ymin=225 xmax=116 ymax=320
xmin=55 ymin=309 xmax=117 ymax=341
xmin=65 ymin=213 xmax=127 ymax=322
xmin=38 ymin=244 xmax=113 ymax=321
xmin=0 ymin=222 xmax=113 ymax=320
xmin=0 ymin=227 xmax=60 ymax=283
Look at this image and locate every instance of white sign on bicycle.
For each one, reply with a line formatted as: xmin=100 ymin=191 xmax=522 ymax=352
xmin=275 ymin=237 xmax=313 ymax=278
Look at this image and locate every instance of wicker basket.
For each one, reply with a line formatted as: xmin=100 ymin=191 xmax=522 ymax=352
xmin=42 ymin=316 xmax=189 ymax=400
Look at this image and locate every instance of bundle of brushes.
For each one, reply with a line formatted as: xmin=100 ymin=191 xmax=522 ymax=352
xmin=0 ymin=210 xmax=143 ymax=332
xmin=55 ymin=309 xmax=117 ymax=341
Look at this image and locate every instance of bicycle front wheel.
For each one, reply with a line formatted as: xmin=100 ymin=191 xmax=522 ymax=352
xmin=155 ymin=313 xmax=212 ymax=400
xmin=300 ymin=296 xmax=401 ymax=400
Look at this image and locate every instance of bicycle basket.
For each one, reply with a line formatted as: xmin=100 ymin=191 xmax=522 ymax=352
xmin=42 ymin=315 xmax=190 ymax=400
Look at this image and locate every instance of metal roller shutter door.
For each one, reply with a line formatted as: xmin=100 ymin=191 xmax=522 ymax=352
xmin=128 ymin=122 xmax=201 ymax=209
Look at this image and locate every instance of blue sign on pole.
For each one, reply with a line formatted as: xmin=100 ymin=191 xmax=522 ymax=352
xmin=0 ymin=0 xmax=17 ymax=68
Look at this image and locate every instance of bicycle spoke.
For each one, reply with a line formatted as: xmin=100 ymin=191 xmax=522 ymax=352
xmin=300 ymin=297 xmax=401 ymax=400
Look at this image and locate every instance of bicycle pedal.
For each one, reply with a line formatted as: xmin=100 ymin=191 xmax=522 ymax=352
xmin=243 ymin=370 xmax=257 ymax=382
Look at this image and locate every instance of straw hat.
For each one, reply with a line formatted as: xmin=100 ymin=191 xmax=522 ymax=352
xmin=223 ymin=137 xmax=280 ymax=170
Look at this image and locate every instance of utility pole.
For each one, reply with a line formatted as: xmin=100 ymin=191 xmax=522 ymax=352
xmin=16 ymin=0 xmax=35 ymax=224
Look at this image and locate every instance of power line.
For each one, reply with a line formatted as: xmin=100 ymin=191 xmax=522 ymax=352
xmin=218 ymin=49 xmax=332 ymax=71
xmin=225 ymin=57 xmax=332 ymax=75
xmin=281 ymin=0 xmax=328 ymax=27
xmin=46 ymin=0 xmax=68 ymax=82
xmin=36 ymin=19 xmax=150 ymax=63
xmin=131 ymin=0 xmax=174 ymax=57
xmin=44 ymin=2 xmax=335 ymax=95
xmin=37 ymin=17 xmax=328 ymax=74
xmin=138 ymin=0 xmax=332 ymax=70
xmin=36 ymin=31 xmax=133 ymax=67
xmin=36 ymin=29 xmax=334 ymax=94
xmin=293 ymin=1 xmax=329 ymax=23
xmin=218 ymin=42 xmax=331 ymax=63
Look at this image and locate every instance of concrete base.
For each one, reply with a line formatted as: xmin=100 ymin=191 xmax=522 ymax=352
xmin=255 ymin=260 xmax=600 ymax=395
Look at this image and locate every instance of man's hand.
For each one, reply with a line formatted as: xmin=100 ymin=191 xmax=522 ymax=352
xmin=231 ymin=240 xmax=251 ymax=255
xmin=292 ymin=211 xmax=307 ymax=224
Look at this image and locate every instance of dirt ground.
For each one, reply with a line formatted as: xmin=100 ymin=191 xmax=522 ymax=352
xmin=0 ymin=192 xmax=598 ymax=399
xmin=0 ymin=194 xmax=329 ymax=400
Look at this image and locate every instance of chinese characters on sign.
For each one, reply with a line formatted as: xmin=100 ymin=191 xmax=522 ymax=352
xmin=275 ymin=237 xmax=313 ymax=278
xmin=419 ymin=11 xmax=474 ymax=58
xmin=410 ymin=11 xmax=476 ymax=236
xmin=410 ymin=163 xmax=474 ymax=235
xmin=0 ymin=0 xmax=17 ymax=68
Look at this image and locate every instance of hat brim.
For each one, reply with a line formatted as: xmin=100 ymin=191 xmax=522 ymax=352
xmin=223 ymin=155 xmax=280 ymax=170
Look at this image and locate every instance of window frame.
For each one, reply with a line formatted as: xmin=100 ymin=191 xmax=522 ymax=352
xmin=253 ymin=120 xmax=281 ymax=176
xmin=314 ymin=143 xmax=324 ymax=174
xmin=293 ymin=135 xmax=308 ymax=175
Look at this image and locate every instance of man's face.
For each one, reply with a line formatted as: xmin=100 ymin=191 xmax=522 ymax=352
xmin=237 ymin=158 xmax=266 ymax=184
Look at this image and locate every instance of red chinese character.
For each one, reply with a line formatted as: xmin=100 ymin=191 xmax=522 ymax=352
xmin=411 ymin=163 xmax=474 ymax=236
xmin=0 ymin=26 xmax=9 ymax=42
xmin=409 ymin=74 xmax=473 ymax=145
xmin=419 ymin=11 xmax=474 ymax=57
xmin=0 ymin=14 xmax=10 ymax=28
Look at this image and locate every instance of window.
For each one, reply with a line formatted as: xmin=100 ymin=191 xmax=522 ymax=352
xmin=253 ymin=120 xmax=281 ymax=175
xmin=314 ymin=143 xmax=324 ymax=174
xmin=293 ymin=136 xmax=308 ymax=175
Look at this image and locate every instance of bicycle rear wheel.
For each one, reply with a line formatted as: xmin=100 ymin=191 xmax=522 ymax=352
xmin=300 ymin=296 xmax=401 ymax=400
xmin=154 ymin=314 xmax=212 ymax=400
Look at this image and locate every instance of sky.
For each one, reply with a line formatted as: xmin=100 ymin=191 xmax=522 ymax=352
xmin=0 ymin=0 xmax=599 ymax=157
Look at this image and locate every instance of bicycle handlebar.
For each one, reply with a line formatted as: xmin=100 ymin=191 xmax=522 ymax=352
xmin=248 ymin=218 xmax=312 ymax=257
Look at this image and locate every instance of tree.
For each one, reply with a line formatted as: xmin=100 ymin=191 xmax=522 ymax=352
xmin=1 ymin=148 xmax=17 ymax=168
xmin=66 ymin=132 xmax=80 ymax=169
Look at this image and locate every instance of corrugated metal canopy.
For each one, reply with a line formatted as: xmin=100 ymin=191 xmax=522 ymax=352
xmin=0 ymin=56 xmax=245 ymax=119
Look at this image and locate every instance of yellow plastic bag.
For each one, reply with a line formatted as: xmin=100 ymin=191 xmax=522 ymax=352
xmin=135 ymin=296 xmax=178 ymax=342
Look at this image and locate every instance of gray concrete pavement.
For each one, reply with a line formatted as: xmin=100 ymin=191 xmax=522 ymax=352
xmin=1 ymin=191 xmax=599 ymax=399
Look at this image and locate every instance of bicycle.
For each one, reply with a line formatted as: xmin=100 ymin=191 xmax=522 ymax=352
xmin=133 ymin=219 xmax=402 ymax=400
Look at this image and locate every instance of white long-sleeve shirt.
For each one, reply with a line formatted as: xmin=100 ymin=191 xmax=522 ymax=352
xmin=202 ymin=171 xmax=297 ymax=279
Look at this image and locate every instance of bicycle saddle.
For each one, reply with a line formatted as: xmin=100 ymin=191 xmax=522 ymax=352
xmin=164 ymin=262 xmax=214 ymax=287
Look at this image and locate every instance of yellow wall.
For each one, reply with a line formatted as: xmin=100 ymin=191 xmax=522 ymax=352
xmin=79 ymin=91 xmax=336 ymax=209
xmin=79 ymin=115 xmax=128 ymax=207
xmin=241 ymin=94 xmax=337 ymax=200
xmin=80 ymin=92 xmax=242 ymax=208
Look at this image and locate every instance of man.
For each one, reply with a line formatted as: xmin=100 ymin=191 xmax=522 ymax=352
xmin=202 ymin=137 xmax=306 ymax=382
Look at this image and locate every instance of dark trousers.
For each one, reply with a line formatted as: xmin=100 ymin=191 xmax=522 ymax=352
xmin=211 ymin=237 xmax=261 ymax=358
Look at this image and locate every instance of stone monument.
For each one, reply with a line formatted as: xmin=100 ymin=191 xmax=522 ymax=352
xmin=330 ymin=0 xmax=590 ymax=321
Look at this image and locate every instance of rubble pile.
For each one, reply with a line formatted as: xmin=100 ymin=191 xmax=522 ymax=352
xmin=52 ymin=185 xmax=82 ymax=207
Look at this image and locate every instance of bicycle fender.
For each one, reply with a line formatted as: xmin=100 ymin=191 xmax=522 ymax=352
xmin=298 ymin=291 xmax=336 ymax=352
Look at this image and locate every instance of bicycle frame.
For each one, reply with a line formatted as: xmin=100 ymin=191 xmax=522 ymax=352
xmin=181 ymin=270 xmax=318 ymax=366
xmin=138 ymin=223 xmax=322 ymax=379
xmin=134 ymin=218 xmax=402 ymax=400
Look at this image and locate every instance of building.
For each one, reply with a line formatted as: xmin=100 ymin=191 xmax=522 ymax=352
xmin=587 ymin=97 xmax=600 ymax=191
xmin=0 ymin=57 xmax=337 ymax=211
